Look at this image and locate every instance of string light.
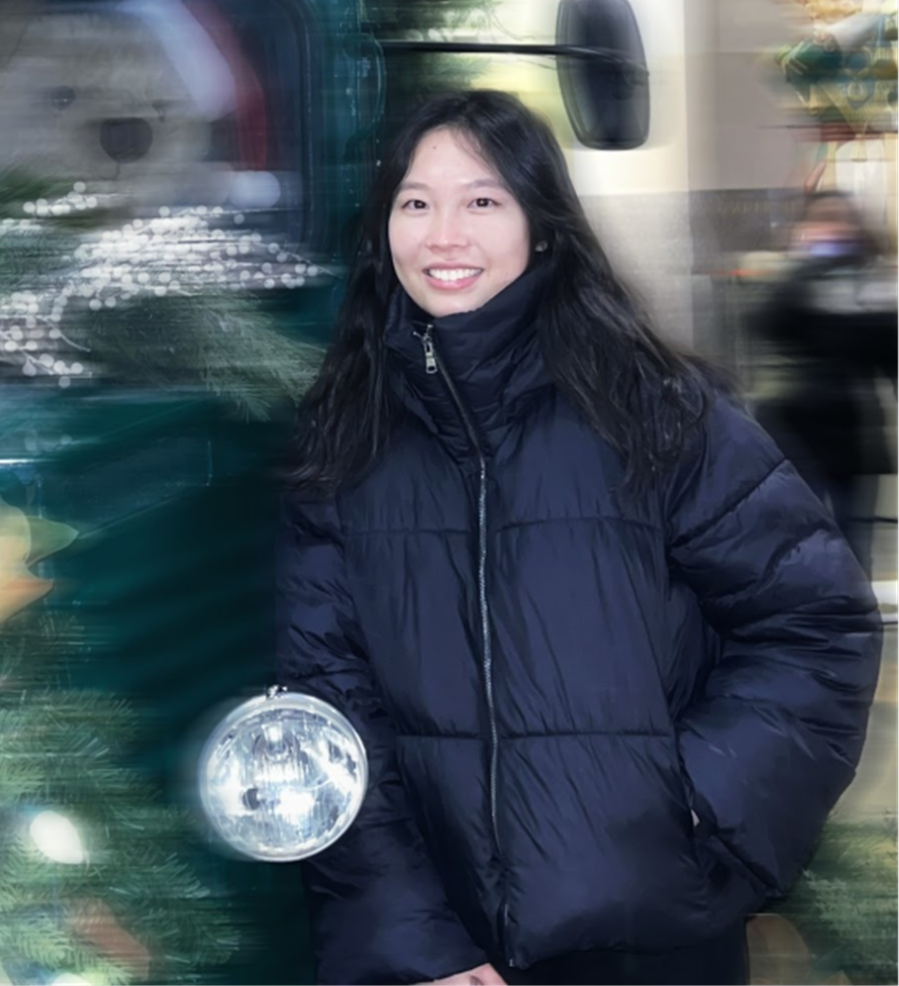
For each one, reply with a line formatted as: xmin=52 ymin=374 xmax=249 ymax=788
xmin=0 ymin=187 xmax=332 ymax=386
xmin=29 ymin=810 xmax=87 ymax=864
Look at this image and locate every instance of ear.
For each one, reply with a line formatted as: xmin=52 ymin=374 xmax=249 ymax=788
xmin=0 ymin=2 xmax=43 ymax=73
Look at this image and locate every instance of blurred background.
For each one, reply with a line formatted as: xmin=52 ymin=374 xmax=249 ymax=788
xmin=0 ymin=0 xmax=894 ymax=983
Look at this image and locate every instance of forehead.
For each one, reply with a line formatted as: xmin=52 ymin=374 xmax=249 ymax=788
xmin=406 ymin=127 xmax=496 ymax=176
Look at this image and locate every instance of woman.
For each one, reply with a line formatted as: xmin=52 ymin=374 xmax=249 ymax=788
xmin=276 ymin=91 xmax=881 ymax=986
xmin=749 ymin=189 xmax=897 ymax=577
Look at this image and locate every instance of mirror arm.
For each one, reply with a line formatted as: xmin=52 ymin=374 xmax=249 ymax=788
xmin=376 ymin=39 xmax=648 ymax=84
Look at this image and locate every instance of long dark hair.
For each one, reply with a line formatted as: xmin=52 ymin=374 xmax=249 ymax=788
xmin=290 ymin=89 xmax=717 ymax=496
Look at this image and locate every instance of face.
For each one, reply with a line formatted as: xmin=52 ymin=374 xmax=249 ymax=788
xmin=388 ymin=127 xmax=531 ymax=318
xmin=794 ymin=198 xmax=863 ymax=256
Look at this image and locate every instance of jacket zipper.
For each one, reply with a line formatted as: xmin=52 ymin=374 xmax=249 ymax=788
xmin=413 ymin=324 xmax=512 ymax=961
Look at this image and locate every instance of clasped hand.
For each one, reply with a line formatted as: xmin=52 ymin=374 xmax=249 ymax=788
xmin=426 ymin=961 xmax=507 ymax=984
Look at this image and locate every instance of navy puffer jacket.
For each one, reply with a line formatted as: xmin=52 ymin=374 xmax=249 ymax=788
xmin=276 ymin=268 xmax=881 ymax=984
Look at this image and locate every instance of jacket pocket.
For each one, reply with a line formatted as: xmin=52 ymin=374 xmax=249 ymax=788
xmin=673 ymin=741 xmax=705 ymax=839
xmin=673 ymin=738 xmax=771 ymax=913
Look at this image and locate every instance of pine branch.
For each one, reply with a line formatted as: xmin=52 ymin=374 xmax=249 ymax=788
xmin=0 ymin=609 xmax=236 ymax=982
xmin=772 ymin=815 xmax=898 ymax=985
xmin=80 ymin=293 xmax=323 ymax=417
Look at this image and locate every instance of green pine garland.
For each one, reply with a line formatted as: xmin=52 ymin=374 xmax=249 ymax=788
xmin=79 ymin=292 xmax=321 ymax=421
xmin=0 ymin=608 xmax=239 ymax=984
xmin=771 ymin=814 xmax=898 ymax=985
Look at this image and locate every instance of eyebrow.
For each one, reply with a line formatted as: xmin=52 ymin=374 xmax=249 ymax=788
xmin=395 ymin=178 xmax=509 ymax=193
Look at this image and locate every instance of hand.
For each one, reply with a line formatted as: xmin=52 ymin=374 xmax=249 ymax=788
xmin=429 ymin=962 xmax=508 ymax=984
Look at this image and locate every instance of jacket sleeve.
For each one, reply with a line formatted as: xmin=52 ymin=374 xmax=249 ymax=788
xmin=275 ymin=492 xmax=487 ymax=985
xmin=664 ymin=394 xmax=882 ymax=898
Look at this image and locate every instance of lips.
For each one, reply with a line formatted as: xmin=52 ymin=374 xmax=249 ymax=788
xmin=424 ymin=267 xmax=483 ymax=289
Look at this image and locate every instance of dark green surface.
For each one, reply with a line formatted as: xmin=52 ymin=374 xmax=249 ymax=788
xmin=2 ymin=391 xmax=308 ymax=984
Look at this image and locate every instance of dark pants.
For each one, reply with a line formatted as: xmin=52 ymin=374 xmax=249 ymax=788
xmin=495 ymin=923 xmax=748 ymax=986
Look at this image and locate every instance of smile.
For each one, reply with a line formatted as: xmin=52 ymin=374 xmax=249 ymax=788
xmin=425 ymin=267 xmax=482 ymax=283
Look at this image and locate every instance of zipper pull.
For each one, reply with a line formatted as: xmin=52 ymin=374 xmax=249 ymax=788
xmin=415 ymin=325 xmax=438 ymax=375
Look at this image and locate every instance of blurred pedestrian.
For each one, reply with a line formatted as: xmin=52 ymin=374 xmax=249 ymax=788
xmin=751 ymin=189 xmax=897 ymax=576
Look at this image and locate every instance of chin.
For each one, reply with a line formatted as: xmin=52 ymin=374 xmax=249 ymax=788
xmin=431 ymin=298 xmax=480 ymax=316
xmin=426 ymin=287 xmax=501 ymax=317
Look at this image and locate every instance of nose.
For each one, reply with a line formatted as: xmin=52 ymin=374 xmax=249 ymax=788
xmin=100 ymin=118 xmax=153 ymax=163
xmin=426 ymin=208 xmax=469 ymax=251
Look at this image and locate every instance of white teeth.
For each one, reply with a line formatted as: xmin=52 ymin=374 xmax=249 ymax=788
xmin=427 ymin=268 xmax=480 ymax=282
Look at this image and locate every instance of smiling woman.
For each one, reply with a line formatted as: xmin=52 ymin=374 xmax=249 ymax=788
xmin=278 ymin=89 xmax=881 ymax=986
xmin=387 ymin=128 xmax=530 ymax=317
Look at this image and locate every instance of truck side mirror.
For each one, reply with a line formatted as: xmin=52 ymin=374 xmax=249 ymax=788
xmin=556 ymin=0 xmax=650 ymax=149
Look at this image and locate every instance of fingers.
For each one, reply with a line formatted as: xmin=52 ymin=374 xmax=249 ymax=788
xmin=426 ymin=961 xmax=507 ymax=985
xmin=472 ymin=964 xmax=507 ymax=985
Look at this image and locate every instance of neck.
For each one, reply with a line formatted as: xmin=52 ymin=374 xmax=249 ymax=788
xmin=384 ymin=265 xmax=552 ymax=457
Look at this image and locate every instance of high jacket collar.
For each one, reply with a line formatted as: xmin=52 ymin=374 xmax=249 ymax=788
xmin=384 ymin=265 xmax=551 ymax=460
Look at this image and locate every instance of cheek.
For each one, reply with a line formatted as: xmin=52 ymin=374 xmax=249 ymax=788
xmin=387 ymin=220 xmax=416 ymax=269
xmin=503 ymin=221 xmax=531 ymax=274
xmin=387 ymin=221 xmax=400 ymax=264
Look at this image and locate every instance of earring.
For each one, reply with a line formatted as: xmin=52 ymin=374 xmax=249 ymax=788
xmin=535 ymin=240 xmax=547 ymax=253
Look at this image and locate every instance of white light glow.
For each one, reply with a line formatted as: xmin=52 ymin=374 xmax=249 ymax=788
xmin=276 ymin=788 xmax=316 ymax=820
xmin=29 ymin=810 xmax=87 ymax=864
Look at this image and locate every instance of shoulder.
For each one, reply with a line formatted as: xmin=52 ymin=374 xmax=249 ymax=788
xmin=693 ymin=390 xmax=783 ymax=468
xmin=662 ymin=386 xmax=787 ymax=537
xmin=280 ymin=487 xmax=344 ymax=542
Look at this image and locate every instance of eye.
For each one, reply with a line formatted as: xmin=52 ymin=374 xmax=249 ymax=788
xmin=472 ymin=197 xmax=497 ymax=208
xmin=400 ymin=199 xmax=428 ymax=211
xmin=49 ymin=86 xmax=76 ymax=111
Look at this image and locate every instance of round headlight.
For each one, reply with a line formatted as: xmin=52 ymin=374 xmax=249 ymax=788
xmin=198 ymin=687 xmax=367 ymax=861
